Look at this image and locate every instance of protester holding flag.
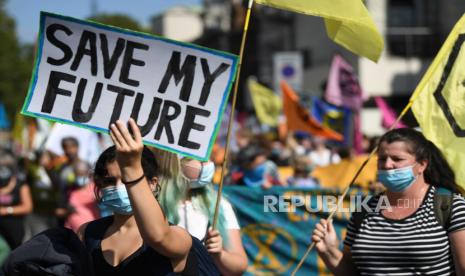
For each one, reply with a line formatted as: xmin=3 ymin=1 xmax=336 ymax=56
xmin=312 ymin=128 xmax=465 ymax=275
xmin=178 ymin=158 xmax=248 ymax=275
xmin=78 ymin=119 xmax=196 ymax=275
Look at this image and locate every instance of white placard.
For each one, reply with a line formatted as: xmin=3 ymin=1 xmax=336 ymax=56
xmin=22 ymin=12 xmax=238 ymax=160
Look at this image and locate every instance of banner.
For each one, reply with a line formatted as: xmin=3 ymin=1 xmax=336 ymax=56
xmin=224 ymin=186 xmax=354 ymax=275
xmin=311 ymin=155 xmax=378 ymax=190
xmin=374 ymin=96 xmax=407 ymax=129
xmin=311 ymin=97 xmax=353 ymax=145
xmin=281 ymin=81 xmax=343 ymax=141
xmin=411 ymin=14 xmax=465 ymax=187
xmin=254 ymin=0 xmax=384 ymax=62
xmin=22 ymin=12 xmax=238 ymax=161
xmin=325 ymin=55 xmax=366 ymax=111
xmin=248 ymin=78 xmax=282 ymax=127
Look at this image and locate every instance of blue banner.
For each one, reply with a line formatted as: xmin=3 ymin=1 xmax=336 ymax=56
xmin=223 ymin=186 xmax=360 ymax=275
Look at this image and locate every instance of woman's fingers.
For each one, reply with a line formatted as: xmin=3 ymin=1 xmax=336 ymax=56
xmin=115 ymin=120 xmax=135 ymax=147
xmin=128 ymin=118 xmax=142 ymax=143
xmin=109 ymin=127 xmax=122 ymax=149
xmin=110 ymin=123 xmax=127 ymax=149
xmin=315 ymin=223 xmax=326 ymax=233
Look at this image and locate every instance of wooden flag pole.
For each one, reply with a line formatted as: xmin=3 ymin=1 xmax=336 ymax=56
xmin=212 ymin=0 xmax=254 ymax=229
xmin=291 ymin=101 xmax=414 ymax=275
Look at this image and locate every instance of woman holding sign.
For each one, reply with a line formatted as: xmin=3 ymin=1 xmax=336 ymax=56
xmin=78 ymin=119 xmax=198 ymax=275
xmin=312 ymin=128 xmax=465 ymax=275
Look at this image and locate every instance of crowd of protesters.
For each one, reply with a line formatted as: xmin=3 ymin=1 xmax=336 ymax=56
xmin=0 ymin=116 xmax=381 ymax=273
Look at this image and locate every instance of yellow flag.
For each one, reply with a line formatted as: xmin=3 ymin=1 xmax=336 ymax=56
xmin=248 ymin=78 xmax=282 ymax=126
xmin=254 ymin=0 xmax=384 ymax=62
xmin=411 ymin=14 xmax=465 ymax=188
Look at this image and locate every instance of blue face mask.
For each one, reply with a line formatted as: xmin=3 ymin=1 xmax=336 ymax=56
xmin=190 ymin=162 xmax=215 ymax=189
xmin=75 ymin=176 xmax=88 ymax=187
xmin=243 ymin=163 xmax=267 ymax=187
xmin=377 ymin=164 xmax=417 ymax=192
xmin=101 ymin=185 xmax=133 ymax=215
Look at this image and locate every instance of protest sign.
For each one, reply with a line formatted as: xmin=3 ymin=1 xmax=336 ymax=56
xmin=22 ymin=12 xmax=238 ymax=160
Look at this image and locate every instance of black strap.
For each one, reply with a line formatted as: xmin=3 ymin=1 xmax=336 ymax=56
xmin=83 ymin=216 xmax=114 ymax=251
xmin=434 ymin=187 xmax=453 ymax=230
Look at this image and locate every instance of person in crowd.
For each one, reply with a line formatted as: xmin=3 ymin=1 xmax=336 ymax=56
xmin=231 ymin=142 xmax=281 ymax=188
xmin=152 ymin=148 xmax=247 ymax=275
xmin=308 ymin=136 xmax=341 ymax=167
xmin=64 ymin=160 xmax=99 ymax=232
xmin=26 ymin=150 xmax=59 ymax=236
xmin=287 ymin=156 xmax=319 ymax=188
xmin=53 ymin=137 xmax=87 ymax=226
xmin=179 ymin=158 xmax=248 ymax=275
xmin=78 ymin=119 xmax=196 ymax=275
xmin=312 ymin=128 xmax=465 ymax=274
xmin=292 ymin=133 xmax=313 ymax=157
xmin=0 ymin=149 xmax=33 ymax=249
xmin=268 ymin=139 xmax=292 ymax=167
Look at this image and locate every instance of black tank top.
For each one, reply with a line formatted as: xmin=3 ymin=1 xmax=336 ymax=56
xmin=84 ymin=216 xmax=198 ymax=276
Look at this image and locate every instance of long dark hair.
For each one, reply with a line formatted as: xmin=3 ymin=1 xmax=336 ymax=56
xmin=378 ymin=128 xmax=463 ymax=194
xmin=93 ymin=146 xmax=159 ymax=200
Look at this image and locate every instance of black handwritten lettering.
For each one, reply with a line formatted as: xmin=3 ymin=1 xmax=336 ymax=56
xmin=157 ymin=51 xmax=196 ymax=102
xmin=100 ymin=34 xmax=125 ymax=79
xmin=41 ymin=71 xmax=75 ymax=113
xmin=71 ymin=30 xmax=98 ymax=76
xmin=179 ymin=105 xmax=210 ymax=149
xmin=119 ymin=40 xmax=149 ymax=87
xmin=130 ymin=93 xmax=163 ymax=137
xmin=46 ymin=24 xmax=73 ymax=66
xmin=154 ymin=100 xmax=181 ymax=144
xmin=106 ymin=84 xmax=135 ymax=125
xmin=72 ymin=79 xmax=103 ymax=122
xmin=199 ymin=59 xmax=229 ymax=106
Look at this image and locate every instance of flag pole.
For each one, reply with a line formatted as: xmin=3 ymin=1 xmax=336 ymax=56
xmin=291 ymin=104 xmax=413 ymax=275
xmin=212 ymin=0 xmax=254 ymax=229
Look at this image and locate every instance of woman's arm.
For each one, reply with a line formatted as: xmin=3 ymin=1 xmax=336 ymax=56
xmin=449 ymin=230 xmax=465 ymax=274
xmin=206 ymin=229 xmax=248 ymax=275
xmin=110 ymin=119 xmax=192 ymax=259
xmin=0 ymin=184 xmax=33 ymax=216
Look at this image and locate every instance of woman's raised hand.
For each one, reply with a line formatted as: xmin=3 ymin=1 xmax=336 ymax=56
xmin=109 ymin=118 xmax=143 ymax=171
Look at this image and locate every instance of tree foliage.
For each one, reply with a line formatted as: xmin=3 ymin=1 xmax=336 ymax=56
xmin=88 ymin=13 xmax=149 ymax=33
xmin=0 ymin=0 xmax=34 ymax=125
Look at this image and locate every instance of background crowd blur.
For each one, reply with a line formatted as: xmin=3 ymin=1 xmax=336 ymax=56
xmin=1 ymin=0 xmax=463 ymax=273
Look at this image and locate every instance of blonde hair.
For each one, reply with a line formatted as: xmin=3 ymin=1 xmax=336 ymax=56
xmin=154 ymin=150 xmax=230 ymax=247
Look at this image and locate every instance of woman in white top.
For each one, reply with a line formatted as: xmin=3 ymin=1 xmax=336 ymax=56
xmin=154 ymin=149 xmax=247 ymax=276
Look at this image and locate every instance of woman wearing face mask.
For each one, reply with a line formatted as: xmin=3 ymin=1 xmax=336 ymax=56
xmin=64 ymin=160 xmax=99 ymax=232
xmin=77 ymin=119 xmax=195 ymax=275
xmin=156 ymin=153 xmax=248 ymax=276
xmin=311 ymin=128 xmax=465 ymax=275
xmin=0 ymin=150 xmax=33 ymax=249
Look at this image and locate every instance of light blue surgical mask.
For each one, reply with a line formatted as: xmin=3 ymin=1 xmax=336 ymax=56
xmin=101 ymin=185 xmax=133 ymax=215
xmin=377 ymin=164 xmax=417 ymax=192
xmin=75 ymin=176 xmax=88 ymax=187
xmin=190 ymin=162 xmax=215 ymax=189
